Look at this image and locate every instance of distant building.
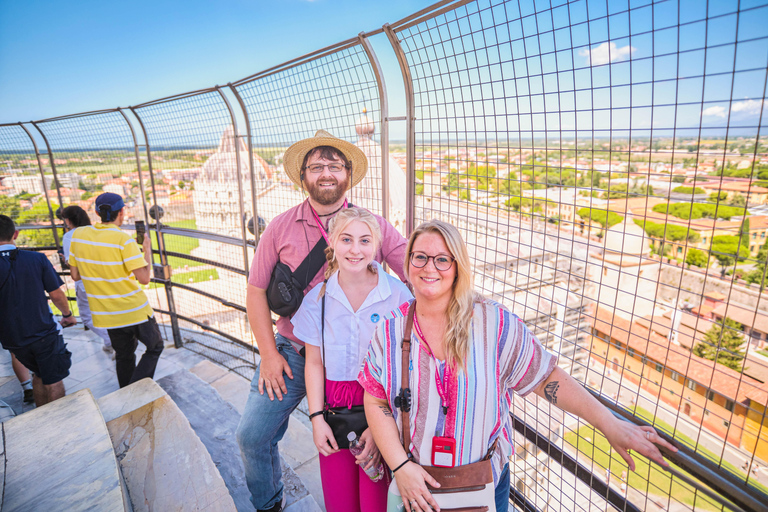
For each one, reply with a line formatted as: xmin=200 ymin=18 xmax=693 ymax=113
xmin=586 ymin=217 xmax=659 ymax=318
xmin=4 ymin=174 xmax=53 ymax=195
xmin=692 ymin=292 xmax=768 ymax=349
xmin=347 ymin=111 xmax=407 ymax=235
xmin=699 ymin=181 xmax=768 ymax=206
xmin=192 ymin=125 xmax=273 ymax=262
xmin=588 ymin=304 xmax=768 ymax=454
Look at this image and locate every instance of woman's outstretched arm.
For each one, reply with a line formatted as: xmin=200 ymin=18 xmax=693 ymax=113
xmin=533 ymin=366 xmax=678 ymax=471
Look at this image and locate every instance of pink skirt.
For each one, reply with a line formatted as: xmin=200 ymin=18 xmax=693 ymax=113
xmin=325 ymin=379 xmax=365 ymax=408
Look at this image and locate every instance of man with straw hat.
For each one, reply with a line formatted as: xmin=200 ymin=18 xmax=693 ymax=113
xmin=237 ymin=130 xmax=407 ymax=512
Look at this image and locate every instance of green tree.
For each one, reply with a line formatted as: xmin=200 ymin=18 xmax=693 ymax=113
xmin=746 ymin=237 xmax=768 ymax=290
xmin=729 ymin=193 xmax=747 ymax=207
xmin=577 ymin=208 xmax=623 ymax=229
xmin=685 ymin=248 xmax=709 ymax=268
xmin=672 ymin=186 xmax=706 ymax=194
xmin=0 ymin=195 xmax=22 ymax=220
xmin=15 ymin=200 xmax=59 ymax=247
xmin=693 ymin=317 xmax=746 ymax=372
xmin=709 ymin=191 xmax=728 ymax=202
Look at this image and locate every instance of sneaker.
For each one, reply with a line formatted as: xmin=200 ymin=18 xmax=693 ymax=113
xmin=257 ymin=495 xmax=286 ymax=512
xmin=23 ymin=388 xmax=34 ymax=404
xmin=103 ymin=345 xmax=116 ymax=361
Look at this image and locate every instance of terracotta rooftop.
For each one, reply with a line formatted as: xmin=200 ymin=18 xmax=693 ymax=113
xmin=589 ymin=305 xmax=763 ymax=403
xmin=700 ymin=182 xmax=768 ymax=194
xmin=711 ymin=302 xmax=768 ymax=334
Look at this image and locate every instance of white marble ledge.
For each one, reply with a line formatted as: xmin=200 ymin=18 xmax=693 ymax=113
xmin=107 ymin=394 xmax=236 ymax=512
xmin=98 ymin=378 xmax=168 ymax=423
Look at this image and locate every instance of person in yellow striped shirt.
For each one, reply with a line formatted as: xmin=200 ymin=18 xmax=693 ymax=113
xmin=68 ymin=193 xmax=164 ymax=388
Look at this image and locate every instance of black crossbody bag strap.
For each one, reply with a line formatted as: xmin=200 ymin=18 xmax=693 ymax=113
xmin=294 ymin=237 xmax=328 ymax=291
xmin=321 ymin=287 xmax=328 ymax=406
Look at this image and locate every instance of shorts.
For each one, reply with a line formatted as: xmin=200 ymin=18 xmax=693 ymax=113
xmin=12 ymin=331 xmax=72 ymax=385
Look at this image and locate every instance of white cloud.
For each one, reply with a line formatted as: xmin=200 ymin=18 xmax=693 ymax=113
xmin=731 ymin=99 xmax=764 ymax=115
xmin=702 ymin=99 xmax=765 ymax=118
xmin=578 ymin=42 xmax=635 ymax=66
xmin=702 ymin=106 xmax=727 ymax=118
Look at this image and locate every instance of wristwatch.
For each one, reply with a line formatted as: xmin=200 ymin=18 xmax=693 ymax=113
xmin=62 ymin=312 xmax=73 ymax=318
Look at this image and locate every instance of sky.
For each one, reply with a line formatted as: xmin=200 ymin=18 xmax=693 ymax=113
xmin=0 ymin=0 xmax=435 ymax=125
xmin=2 ymin=0 xmax=766 ymax=143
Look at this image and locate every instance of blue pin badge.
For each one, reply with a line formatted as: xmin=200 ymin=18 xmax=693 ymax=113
xmin=371 ymin=313 xmax=380 ymax=323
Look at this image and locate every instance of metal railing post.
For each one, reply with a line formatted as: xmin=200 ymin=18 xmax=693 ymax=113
xmin=358 ymin=32 xmax=390 ymax=223
xmin=18 ymin=123 xmax=61 ymax=249
xmin=383 ymin=23 xmax=416 ymax=234
xmin=129 ymin=107 xmax=183 ymax=348
xmin=229 ymin=84 xmax=261 ymax=250
xmin=117 ymin=108 xmax=151 ymax=228
xmin=215 ymin=86 xmax=251 ymax=281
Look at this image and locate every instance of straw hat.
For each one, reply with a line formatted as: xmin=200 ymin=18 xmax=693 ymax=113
xmin=283 ymin=130 xmax=367 ymax=188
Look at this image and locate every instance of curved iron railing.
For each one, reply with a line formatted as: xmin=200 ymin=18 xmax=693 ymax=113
xmin=2 ymin=1 xmax=768 ymax=510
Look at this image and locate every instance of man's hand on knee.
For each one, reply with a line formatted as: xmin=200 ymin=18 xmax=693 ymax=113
xmin=257 ymin=351 xmax=293 ymax=401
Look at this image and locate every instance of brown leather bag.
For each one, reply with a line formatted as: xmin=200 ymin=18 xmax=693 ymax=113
xmin=390 ymin=302 xmax=497 ymax=512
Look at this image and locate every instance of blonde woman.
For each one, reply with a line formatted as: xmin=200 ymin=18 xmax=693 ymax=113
xmin=292 ymin=207 xmax=412 ymax=512
xmin=359 ymin=219 xmax=678 ymax=512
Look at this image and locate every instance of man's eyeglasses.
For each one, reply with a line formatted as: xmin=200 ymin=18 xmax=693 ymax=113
xmin=409 ymin=251 xmax=455 ymax=271
xmin=304 ymin=163 xmax=347 ymax=174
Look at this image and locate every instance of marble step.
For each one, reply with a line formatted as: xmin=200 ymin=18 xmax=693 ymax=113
xmin=158 ymin=368 xmax=322 ymax=512
xmin=3 ymin=389 xmax=126 ymax=512
xmin=99 ymin=379 xmax=236 ymax=512
xmin=188 ymin=360 xmax=325 ymax=511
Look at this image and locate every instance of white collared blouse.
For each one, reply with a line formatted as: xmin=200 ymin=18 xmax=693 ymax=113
xmin=292 ymin=261 xmax=413 ymax=381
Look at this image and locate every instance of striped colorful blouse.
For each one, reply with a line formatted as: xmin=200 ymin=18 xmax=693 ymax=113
xmin=358 ymin=299 xmax=556 ymax=483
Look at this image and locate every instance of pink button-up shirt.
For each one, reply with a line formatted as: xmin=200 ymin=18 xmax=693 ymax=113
xmin=248 ymin=199 xmax=407 ymax=344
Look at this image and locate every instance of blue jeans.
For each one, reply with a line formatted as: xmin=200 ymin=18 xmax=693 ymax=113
xmin=495 ymin=462 xmax=510 ymax=512
xmin=236 ymin=334 xmax=306 ymax=510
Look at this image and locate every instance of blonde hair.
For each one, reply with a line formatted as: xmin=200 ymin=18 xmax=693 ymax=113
xmin=404 ymin=219 xmax=479 ymax=371
xmin=320 ymin=207 xmax=382 ymax=296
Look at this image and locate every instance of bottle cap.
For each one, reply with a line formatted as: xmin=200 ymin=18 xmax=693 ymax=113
xmin=347 ymin=431 xmax=356 ymax=441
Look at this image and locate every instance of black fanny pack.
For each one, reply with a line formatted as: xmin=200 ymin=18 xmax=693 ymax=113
xmin=324 ymin=405 xmax=367 ymax=449
xmin=266 ymin=237 xmax=327 ymax=317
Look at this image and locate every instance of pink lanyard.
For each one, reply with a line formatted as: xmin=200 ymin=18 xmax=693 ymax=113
xmin=309 ymin=199 xmax=348 ymax=244
xmin=413 ymin=313 xmax=451 ymax=415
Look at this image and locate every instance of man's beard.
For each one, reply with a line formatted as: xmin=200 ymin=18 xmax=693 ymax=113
xmin=305 ymin=174 xmax=349 ymax=205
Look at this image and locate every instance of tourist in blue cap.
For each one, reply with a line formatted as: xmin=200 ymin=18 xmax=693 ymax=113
xmin=68 ymin=193 xmax=164 ymax=387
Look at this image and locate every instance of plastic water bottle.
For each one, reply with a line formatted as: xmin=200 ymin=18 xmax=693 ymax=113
xmin=347 ymin=431 xmax=384 ymax=482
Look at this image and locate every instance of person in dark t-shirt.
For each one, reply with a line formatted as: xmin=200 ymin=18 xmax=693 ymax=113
xmin=0 ymin=215 xmax=75 ymax=406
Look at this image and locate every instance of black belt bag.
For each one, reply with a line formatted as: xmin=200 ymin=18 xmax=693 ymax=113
xmin=266 ymin=237 xmax=327 ymax=317
xmin=324 ymin=405 xmax=367 ymax=449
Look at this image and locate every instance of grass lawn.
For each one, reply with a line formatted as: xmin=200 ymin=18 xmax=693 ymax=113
xmin=631 ymin=405 xmax=768 ymax=493
xmin=151 ymin=219 xmax=205 ymax=269
xmin=564 ymin=404 xmax=768 ymax=510
xmin=565 ymin=425 xmax=727 ymax=511
xmin=50 ymin=287 xmax=80 ymax=317
xmin=149 ymin=268 xmax=219 ymax=288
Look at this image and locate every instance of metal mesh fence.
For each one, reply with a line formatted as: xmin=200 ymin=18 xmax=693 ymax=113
xmin=233 ymin=41 xmax=402 ymax=231
xmin=391 ymin=0 xmax=768 ymax=510
xmin=131 ymin=90 xmax=255 ymax=357
xmin=0 ymin=123 xmax=61 ymax=251
xmin=3 ymin=0 xmax=768 ymax=509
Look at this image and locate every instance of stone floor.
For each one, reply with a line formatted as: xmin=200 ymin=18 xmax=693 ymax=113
xmin=0 ymin=324 xmax=325 ymax=511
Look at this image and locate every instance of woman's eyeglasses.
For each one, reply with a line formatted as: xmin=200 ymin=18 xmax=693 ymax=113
xmin=409 ymin=251 xmax=455 ymax=271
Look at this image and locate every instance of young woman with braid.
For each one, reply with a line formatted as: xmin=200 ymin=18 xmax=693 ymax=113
xmin=292 ymin=207 xmax=412 ymax=512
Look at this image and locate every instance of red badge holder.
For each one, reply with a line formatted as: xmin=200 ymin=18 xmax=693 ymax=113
xmin=431 ymin=436 xmax=456 ymax=467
